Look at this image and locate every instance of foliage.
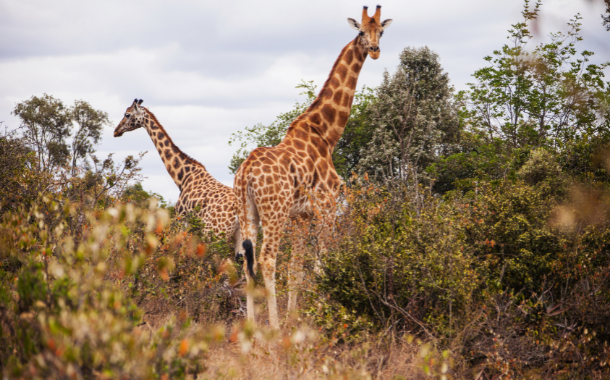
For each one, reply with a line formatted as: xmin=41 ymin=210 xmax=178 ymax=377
xmin=12 ymin=94 xmax=72 ymax=173
xmin=0 ymin=132 xmax=42 ymax=215
xmin=0 ymin=198 xmax=225 ymax=379
xmin=462 ymin=1 xmax=610 ymax=150
xmin=360 ymin=46 xmax=461 ymax=184
xmin=69 ymin=100 xmax=110 ymax=174
xmin=12 ymin=94 xmax=110 ymax=174
xmin=122 ymin=182 xmax=169 ymax=210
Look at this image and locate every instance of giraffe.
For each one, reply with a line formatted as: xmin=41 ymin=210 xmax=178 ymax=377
xmin=114 ymin=99 xmax=241 ymax=250
xmin=234 ymin=6 xmax=392 ymax=329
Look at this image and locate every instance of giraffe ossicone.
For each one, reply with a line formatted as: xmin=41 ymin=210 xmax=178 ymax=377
xmin=114 ymin=99 xmax=241 ymax=252
xmin=234 ymin=5 xmax=392 ymax=330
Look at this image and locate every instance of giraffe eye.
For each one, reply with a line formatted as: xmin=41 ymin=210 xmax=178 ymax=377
xmin=380 ymin=31 xmax=384 ymax=37
xmin=359 ymin=31 xmax=364 ymax=37
xmin=125 ymin=113 xmax=130 ymax=118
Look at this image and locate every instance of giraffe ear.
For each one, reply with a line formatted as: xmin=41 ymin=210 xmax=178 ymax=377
xmin=381 ymin=19 xmax=393 ymax=30
xmin=347 ymin=18 xmax=361 ymax=31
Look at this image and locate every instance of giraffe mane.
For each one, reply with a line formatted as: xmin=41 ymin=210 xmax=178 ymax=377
xmin=144 ymin=107 xmax=207 ymax=170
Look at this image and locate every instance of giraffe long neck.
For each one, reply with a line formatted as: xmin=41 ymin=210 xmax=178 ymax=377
xmin=284 ymin=36 xmax=368 ymax=151
xmin=143 ymin=109 xmax=206 ymax=191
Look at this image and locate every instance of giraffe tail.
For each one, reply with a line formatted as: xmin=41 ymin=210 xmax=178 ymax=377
xmin=242 ymin=239 xmax=255 ymax=280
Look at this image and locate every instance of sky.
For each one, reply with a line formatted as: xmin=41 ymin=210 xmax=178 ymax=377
xmin=1 ymin=0 xmax=609 ymax=203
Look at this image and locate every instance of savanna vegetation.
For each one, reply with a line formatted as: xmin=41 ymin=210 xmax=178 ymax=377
xmin=2 ymin=1 xmax=610 ymax=378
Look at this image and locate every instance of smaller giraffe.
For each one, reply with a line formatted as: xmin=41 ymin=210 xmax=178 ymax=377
xmin=114 ymin=99 xmax=241 ymax=250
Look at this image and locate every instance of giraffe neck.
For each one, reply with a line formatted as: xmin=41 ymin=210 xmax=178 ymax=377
xmin=284 ymin=36 xmax=368 ymax=151
xmin=143 ymin=109 xmax=206 ymax=191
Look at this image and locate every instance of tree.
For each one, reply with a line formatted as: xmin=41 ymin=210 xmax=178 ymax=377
xmin=359 ymin=46 xmax=460 ymax=184
xmin=464 ymin=0 xmax=610 ymax=150
xmin=69 ymin=100 xmax=109 ymax=174
xmin=12 ymin=94 xmax=110 ymax=174
xmin=12 ymin=94 xmax=72 ymax=172
xmin=0 ymin=130 xmax=41 ymax=215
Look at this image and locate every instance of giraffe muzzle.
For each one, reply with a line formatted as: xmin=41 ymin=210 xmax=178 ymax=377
xmin=369 ymin=46 xmax=380 ymax=60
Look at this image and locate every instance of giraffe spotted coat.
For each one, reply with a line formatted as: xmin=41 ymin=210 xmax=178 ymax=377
xmin=234 ymin=6 xmax=392 ymax=329
xmin=114 ymin=99 xmax=240 ymax=247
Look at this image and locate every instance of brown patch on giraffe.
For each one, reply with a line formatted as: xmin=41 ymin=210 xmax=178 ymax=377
xmin=311 ymin=170 xmax=319 ymax=188
xmin=294 ymin=129 xmax=309 ymax=142
xmin=333 ymin=90 xmax=344 ymax=105
xmin=338 ymin=111 xmax=349 ymax=127
xmin=352 ymin=63 xmax=362 ymax=73
xmin=327 ymin=129 xmax=342 ymax=145
xmin=173 ymin=157 xmax=180 ymax=169
xmin=344 ymin=49 xmax=354 ymax=65
xmin=342 ymin=93 xmax=350 ymax=107
xmin=321 ymin=88 xmax=333 ymax=101
xmin=164 ymin=150 xmax=171 ymax=159
xmin=308 ymin=113 xmax=322 ymax=125
xmin=336 ymin=65 xmax=348 ymax=82
xmin=262 ymin=166 xmax=271 ymax=174
xmin=330 ymin=77 xmax=340 ymax=89
xmin=306 ymin=158 xmax=314 ymax=171
xmin=318 ymin=161 xmax=329 ymax=180
xmin=293 ymin=139 xmax=306 ymax=151
xmin=157 ymin=132 xmax=165 ymax=139
xmin=347 ymin=76 xmax=357 ymax=90
xmin=316 ymin=140 xmax=328 ymax=158
xmin=306 ymin=144 xmax=320 ymax=162
xmin=321 ymin=104 xmax=336 ymax=124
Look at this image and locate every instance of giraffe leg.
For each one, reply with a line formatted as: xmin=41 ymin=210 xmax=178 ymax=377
xmin=239 ymin=198 xmax=259 ymax=324
xmin=259 ymin=213 xmax=289 ymax=330
xmin=287 ymin=219 xmax=306 ymax=314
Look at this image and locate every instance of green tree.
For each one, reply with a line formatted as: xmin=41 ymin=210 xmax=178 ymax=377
xmin=359 ymin=46 xmax=460 ymax=184
xmin=69 ymin=100 xmax=110 ymax=174
xmin=464 ymin=0 xmax=610 ymax=150
xmin=0 ymin=130 xmax=41 ymax=215
xmin=12 ymin=94 xmax=72 ymax=172
xmin=432 ymin=0 xmax=610 ymax=193
xmin=12 ymin=95 xmax=110 ymax=174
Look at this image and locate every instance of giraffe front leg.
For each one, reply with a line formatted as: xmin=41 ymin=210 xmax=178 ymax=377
xmin=287 ymin=220 xmax=306 ymax=314
xmin=238 ymin=200 xmax=259 ymax=325
xmin=260 ymin=215 xmax=288 ymax=330
xmin=260 ymin=242 xmax=280 ymax=329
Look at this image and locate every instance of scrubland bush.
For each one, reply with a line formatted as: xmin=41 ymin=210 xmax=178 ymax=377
xmin=306 ymin=165 xmax=610 ymax=378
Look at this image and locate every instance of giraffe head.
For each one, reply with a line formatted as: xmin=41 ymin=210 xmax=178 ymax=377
xmin=114 ymin=99 xmax=146 ymax=137
xmin=347 ymin=5 xmax=392 ymax=60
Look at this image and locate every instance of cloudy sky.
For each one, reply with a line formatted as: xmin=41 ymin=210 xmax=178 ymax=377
xmin=1 ymin=0 xmax=609 ymax=203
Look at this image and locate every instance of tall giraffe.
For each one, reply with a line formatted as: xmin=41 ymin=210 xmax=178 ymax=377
xmin=234 ymin=6 xmax=392 ymax=329
xmin=114 ymin=99 xmax=240 ymax=249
